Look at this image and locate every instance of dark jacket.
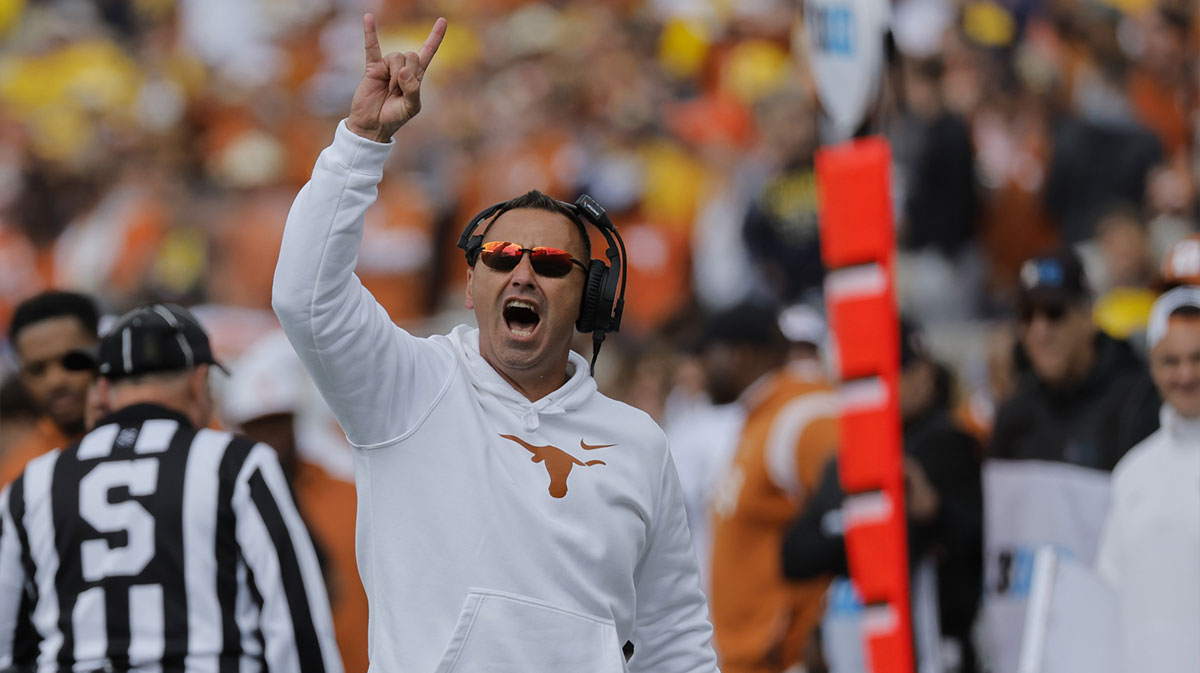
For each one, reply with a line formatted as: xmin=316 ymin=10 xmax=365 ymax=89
xmin=988 ymin=332 xmax=1160 ymax=471
xmin=781 ymin=408 xmax=983 ymax=669
xmin=742 ymin=161 xmax=823 ymax=302
xmin=1044 ymin=118 xmax=1162 ymax=244
xmin=902 ymin=113 xmax=978 ymax=256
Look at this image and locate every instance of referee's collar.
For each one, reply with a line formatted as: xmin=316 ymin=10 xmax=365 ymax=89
xmin=95 ymin=403 xmax=195 ymax=431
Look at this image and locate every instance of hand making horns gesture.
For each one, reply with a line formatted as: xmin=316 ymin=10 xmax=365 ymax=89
xmin=348 ymin=14 xmax=447 ymax=143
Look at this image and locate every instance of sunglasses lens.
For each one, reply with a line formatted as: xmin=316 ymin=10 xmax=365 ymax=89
xmin=479 ymin=242 xmax=576 ymax=277
xmin=530 ymin=248 xmax=573 ymax=277
xmin=479 ymin=242 xmax=521 ymax=271
xmin=1020 ymin=303 xmax=1068 ymax=324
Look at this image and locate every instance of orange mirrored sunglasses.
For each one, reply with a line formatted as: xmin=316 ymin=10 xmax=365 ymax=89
xmin=478 ymin=241 xmax=587 ymax=278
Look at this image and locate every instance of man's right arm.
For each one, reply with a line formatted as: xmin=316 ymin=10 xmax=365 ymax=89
xmin=272 ymin=122 xmax=438 ymax=446
xmin=272 ymin=15 xmax=448 ymax=446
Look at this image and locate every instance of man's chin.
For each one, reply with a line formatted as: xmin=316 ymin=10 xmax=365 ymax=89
xmin=50 ymin=414 xmax=86 ymax=437
xmin=489 ymin=337 xmax=543 ymax=368
xmin=1169 ymin=396 xmax=1200 ymax=419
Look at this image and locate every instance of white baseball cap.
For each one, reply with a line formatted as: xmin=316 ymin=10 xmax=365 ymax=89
xmin=1147 ymin=286 xmax=1200 ymax=350
xmin=777 ymin=304 xmax=826 ymax=348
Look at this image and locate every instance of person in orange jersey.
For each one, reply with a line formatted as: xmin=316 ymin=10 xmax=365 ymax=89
xmin=1 ymin=291 xmax=100 ymax=486
xmin=704 ymin=302 xmax=838 ymax=673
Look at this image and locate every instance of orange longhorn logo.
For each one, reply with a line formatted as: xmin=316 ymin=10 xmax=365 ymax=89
xmin=500 ymin=435 xmax=615 ymax=498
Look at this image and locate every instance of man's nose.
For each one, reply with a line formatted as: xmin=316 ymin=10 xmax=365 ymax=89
xmin=44 ymin=360 xmax=72 ymax=386
xmin=510 ymin=253 xmax=537 ymax=285
xmin=1179 ymin=359 xmax=1200 ymax=383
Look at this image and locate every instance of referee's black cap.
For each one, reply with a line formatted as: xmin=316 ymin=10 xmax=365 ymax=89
xmin=82 ymin=303 xmax=228 ymax=381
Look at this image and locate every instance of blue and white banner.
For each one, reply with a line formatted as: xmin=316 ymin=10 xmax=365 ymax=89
xmin=981 ymin=460 xmax=1113 ymax=673
xmin=800 ymin=0 xmax=889 ymax=141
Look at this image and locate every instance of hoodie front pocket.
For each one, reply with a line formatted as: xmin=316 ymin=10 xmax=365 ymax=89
xmin=433 ymin=588 xmax=624 ymax=673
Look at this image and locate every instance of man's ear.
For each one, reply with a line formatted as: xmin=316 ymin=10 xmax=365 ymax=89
xmin=464 ymin=267 xmax=475 ymax=310
xmin=188 ymin=365 xmax=207 ymax=399
xmin=87 ymin=378 xmax=112 ymax=430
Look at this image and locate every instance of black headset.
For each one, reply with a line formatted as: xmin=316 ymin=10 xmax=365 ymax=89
xmin=456 ymin=193 xmax=627 ymax=374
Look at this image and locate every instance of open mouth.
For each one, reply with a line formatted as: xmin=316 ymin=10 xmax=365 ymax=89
xmin=503 ymin=299 xmax=541 ymax=337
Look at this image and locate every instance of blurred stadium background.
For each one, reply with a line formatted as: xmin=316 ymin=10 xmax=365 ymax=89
xmin=0 ymin=0 xmax=1195 ymax=412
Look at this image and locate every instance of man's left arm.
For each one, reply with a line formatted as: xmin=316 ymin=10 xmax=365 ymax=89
xmin=629 ymin=449 xmax=720 ymax=673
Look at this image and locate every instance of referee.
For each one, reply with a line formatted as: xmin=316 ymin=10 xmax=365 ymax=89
xmin=0 ymin=304 xmax=341 ymax=673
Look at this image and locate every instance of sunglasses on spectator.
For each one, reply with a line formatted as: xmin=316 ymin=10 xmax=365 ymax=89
xmin=22 ymin=349 xmax=98 ymax=376
xmin=478 ymin=241 xmax=587 ymax=278
xmin=1020 ymin=303 xmax=1069 ymax=325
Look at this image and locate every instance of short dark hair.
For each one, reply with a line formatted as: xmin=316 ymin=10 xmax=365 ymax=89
xmin=480 ymin=190 xmax=592 ymax=260
xmin=9 ymin=291 xmax=100 ymax=344
xmin=696 ymin=302 xmax=789 ymax=356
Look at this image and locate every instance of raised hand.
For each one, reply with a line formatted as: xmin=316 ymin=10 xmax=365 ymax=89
xmin=347 ymin=14 xmax=447 ymax=143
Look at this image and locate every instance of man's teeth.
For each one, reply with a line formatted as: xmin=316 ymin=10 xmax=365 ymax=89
xmin=506 ymin=299 xmax=537 ymax=312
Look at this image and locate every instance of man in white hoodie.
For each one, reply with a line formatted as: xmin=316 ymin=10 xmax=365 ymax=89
xmin=1097 ymin=285 xmax=1200 ymax=673
xmin=271 ymin=14 xmax=718 ymax=673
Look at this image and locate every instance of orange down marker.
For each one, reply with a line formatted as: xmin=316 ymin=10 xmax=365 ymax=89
xmin=817 ymin=136 xmax=915 ymax=673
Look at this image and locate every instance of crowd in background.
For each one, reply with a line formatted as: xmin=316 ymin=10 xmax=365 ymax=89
xmin=0 ymin=0 xmax=1198 ymax=400
xmin=2 ymin=0 xmax=1200 ymax=671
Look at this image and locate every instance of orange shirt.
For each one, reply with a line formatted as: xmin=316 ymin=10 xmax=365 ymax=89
xmin=0 ymin=417 xmax=70 ymax=488
xmin=1128 ymin=68 xmax=1190 ymax=159
xmin=294 ymin=461 xmax=368 ymax=673
xmin=709 ymin=364 xmax=839 ymax=673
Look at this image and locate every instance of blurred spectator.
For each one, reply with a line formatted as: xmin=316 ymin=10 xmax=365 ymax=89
xmin=705 ymin=302 xmax=838 ymax=673
xmin=972 ymin=47 xmax=1060 ymax=305
xmin=1 ymin=290 xmax=99 ymax=486
xmin=1044 ymin=28 xmax=1164 ymax=245
xmin=981 ymin=247 xmax=1159 ymax=673
xmin=1097 ymin=286 xmax=1200 ymax=673
xmin=1126 ymin=6 xmax=1193 ymax=160
xmin=957 ymin=324 xmax=1020 ymax=445
xmin=895 ymin=55 xmax=982 ymax=324
xmin=1159 ymin=233 xmax=1200 ymax=291
xmin=990 ymin=248 xmax=1159 ymax=468
xmin=0 ymin=374 xmax=38 ymax=460
xmin=219 ymin=330 xmax=366 ymax=673
xmin=782 ymin=319 xmax=984 ymax=673
xmin=741 ymin=88 xmax=824 ymax=306
xmin=666 ymin=304 xmax=828 ymax=593
xmin=1083 ymin=205 xmax=1155 ymax=295
xmin=1083 ymin=205 xmax=1158 ymax=341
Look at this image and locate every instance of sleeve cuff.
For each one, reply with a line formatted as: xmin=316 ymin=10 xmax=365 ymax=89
xmin=329 ymin=118 xmax=395 ymax=174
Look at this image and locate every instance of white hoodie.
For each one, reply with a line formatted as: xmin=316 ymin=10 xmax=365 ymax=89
xmin=273 ymin=120 xmax=719 ymax=673
xmin=1097 ymin=405 xmax=1200 ymax=673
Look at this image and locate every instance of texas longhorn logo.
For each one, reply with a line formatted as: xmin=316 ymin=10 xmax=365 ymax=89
xmin=500 ymin=435 xmax=615 ymax=498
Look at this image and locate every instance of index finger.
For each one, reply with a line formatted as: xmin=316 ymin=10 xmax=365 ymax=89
xmin=417 ymin=17 xmax=448 ymax=69
xmin=363 ymin=13 xmax=383 ymax=64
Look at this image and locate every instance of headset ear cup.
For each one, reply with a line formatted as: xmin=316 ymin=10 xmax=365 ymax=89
xmin=577 ymin=261 xmax=608 ymax=333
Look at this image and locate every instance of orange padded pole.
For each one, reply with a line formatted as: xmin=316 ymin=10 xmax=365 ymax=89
xmin=817 ymin=136 xmax=914 ymax=673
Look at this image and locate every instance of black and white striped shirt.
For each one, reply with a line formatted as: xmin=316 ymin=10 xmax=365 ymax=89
xmin=0 ymin=403 xmax=342 ymax=673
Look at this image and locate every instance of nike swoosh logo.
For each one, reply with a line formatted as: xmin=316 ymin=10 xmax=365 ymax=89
xmin=580 ymin=440 xmax=616 ymax=450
